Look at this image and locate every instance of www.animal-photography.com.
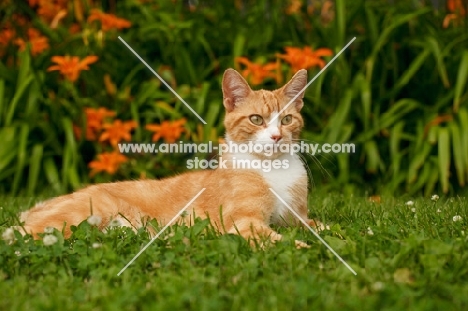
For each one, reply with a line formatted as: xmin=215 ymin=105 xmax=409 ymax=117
xmin=1 ymin=0 xmax=467 ymax=310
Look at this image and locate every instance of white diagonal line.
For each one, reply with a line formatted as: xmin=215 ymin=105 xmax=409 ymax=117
xmin=269 ymin=188 xmax=357 ymax=275
xmin=117 ymin=188 xmax=206 ymax=276
xmin=118 ymin=36 xmax=207 ymax=125
xmin=269 ymin=37 xmax=356 ymax=124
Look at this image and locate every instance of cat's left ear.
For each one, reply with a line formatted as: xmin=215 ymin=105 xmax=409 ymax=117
xmin=281 ymin=69 xmax=307 ymax=111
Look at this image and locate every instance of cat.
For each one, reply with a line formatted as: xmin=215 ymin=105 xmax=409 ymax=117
xmin=16 ymin=68 xmax=323 ymax=248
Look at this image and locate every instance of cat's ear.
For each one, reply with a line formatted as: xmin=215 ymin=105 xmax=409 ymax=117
xmin=281 ymin=69 xmax=307 ymax=111
xmin=222 ymin=69 xmax=252 ymax=112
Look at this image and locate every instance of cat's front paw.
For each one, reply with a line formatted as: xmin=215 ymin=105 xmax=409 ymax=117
xmin=294 ymin=240 xmax=310 ymax=249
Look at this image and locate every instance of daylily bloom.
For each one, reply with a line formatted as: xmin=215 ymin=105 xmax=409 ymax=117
xmin=87 ymin=9 xmax=132 ymax=31
xmin=29 ymin=0 xmax=68 ymax=23
xmin=448 ymin=0 xmax=466 ymax=16
xmin=0 ymin=27 xmax=14 ymax=47
xmin=235 ymin=57 xmax=279 ymax=85
xmin=146 ymin=118 xmax=187 ymax=143
xmin=443 ymin=0 xmax=466 ymax=28
xmin=277 ymin=46 xmax=333 ymax=72
xmin=47 ymin=55 xmax=99 ymax=82
xmin=88 ymin=152 xmax=128 ymax=176
xmin=14 ymin=28 xmax=49 ymax=56
xmin=84 ymin=107 xmax=116 ymax=140
xmin=286 ymin=0 xmax=302 ymax=14
xmin=100 ymin=120 xmax=138 ymax=146
xmin=0 ymin=27 xmax=14 ymax=58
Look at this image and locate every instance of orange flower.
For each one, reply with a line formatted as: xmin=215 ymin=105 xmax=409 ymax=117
xmin=100 ymin=120 xmax=138 ymax=146
xmin=277 ymin=46 xmax=333 ymax=72
xmin=447 ymin=0 xmax=466 ymax=16
xmin=84 ymin=107 xmax=116 ymax=140
xmin=286 ymin=0 xmax=302 ymax=15
xmin=87 ymin=9 xmax=132 ymax=31
xmin=88 ymin=152 xmax=128 ymax=176
xmin=69 ymin=23 xmax=81 ymax=34
xmin=14 ymin=28 xmax=49 ymax=56
xmin=0 ymin=28 xmax=15 ymax=46
xmin=443 ymin=0 xmax=466 ymax=28
xmin=234 ymin=57 xmax=279 ymax=85
xmin=30 ymin=0 xmax=68 ymax=23
xmin=0 ymin=27 xmax=14 ymax=58
xmin=47 ymin=55 xmax=98 ymax=82
xmin=146 ymin=118 xmax=187 ymax=143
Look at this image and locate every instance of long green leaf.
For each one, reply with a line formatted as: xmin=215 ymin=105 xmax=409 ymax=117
xmin=438 ymin=127 xmax=450 ymax=193
xmin=326 ymin=88 xmax=353 ymax=143
xmin=5 ymin=75 xmax=33 ymax=126
xmin=0 ymin=79 xmax=4 ymax=120
xmin=408 ymin=143 xmax=431 ymax=184
xmin=28 ymin=144 xmax=44 ymax=196
xmin=426 ymin=37 xmax=450 ymax=88
xmin=458 ymin=108 xmax=468 ymax=180
xmin=43 ymin=157 xmax=61 ymax=193
xmin=449 ymin=123 xmax=465 ymax=187
xmin=453 ymin=50 xmax=468 ymax=112
xmin=393 ymin=48 xmax=430 ymax=92
xmin=364 ymin=140 xmax=381 ymax=173
xmin=0 ymin=127 xmax=17 ymax=173
xmin=11 ymin=124 xmax=29 ymax=194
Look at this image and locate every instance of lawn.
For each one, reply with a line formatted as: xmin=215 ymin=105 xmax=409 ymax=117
xmin=1 ymin=192 xmax=467 ymax=310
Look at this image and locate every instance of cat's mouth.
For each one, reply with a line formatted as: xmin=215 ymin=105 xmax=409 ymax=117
xmin=250 ymin=140 xmax=293 ymax=158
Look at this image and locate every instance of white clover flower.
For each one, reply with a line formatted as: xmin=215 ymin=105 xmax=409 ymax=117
xmin=43 ymin=234 xmax=58 ymax=246
xmin=92 ymin=242 xmax=102 ymax=249
xmin=367 ymin=227 xmax=374 ymax=236
xmin=87 ymin=215 xmax=102 ymax=226
xmin=107 ymin=218 xmax=123 ymax=227
xmin=15 ymin=250 xmax=21 ymax=256
xmin=2 ymin=228 xmax=15 ymax=242
xmin=44 ymin=227 xmax=54 ymax=234
xmin=411 ymin=208 xmax=416 ymax=213
xmin=437 ymin=209 xmax=442 ymax=213
xmin=405 ymin=201 xmax=414 ymax=206
xmin=431 ymin=194 xmax=439 ymax=202
xmin=453 ymin=215 xmax=463 ymax=222
xmin=371 ymin=282 xmax=384 ymax=291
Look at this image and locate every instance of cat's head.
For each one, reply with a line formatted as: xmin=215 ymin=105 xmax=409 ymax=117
xmin=222 ymin=68 xmax=307 ymax=157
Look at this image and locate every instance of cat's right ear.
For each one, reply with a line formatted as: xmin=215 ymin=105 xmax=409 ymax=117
xmin=222 ymin=69 xmax=252 ymax=112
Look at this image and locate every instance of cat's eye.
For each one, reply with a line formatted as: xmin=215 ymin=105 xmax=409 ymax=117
xmin=249 ymin=115 xmax=264 ymax=125
xmin=281 ymin=115 xmax=292 ymax=125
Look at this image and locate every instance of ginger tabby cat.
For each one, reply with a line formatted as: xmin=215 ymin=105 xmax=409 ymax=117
xmin=18 ymin=68 xmax=322 ymax=248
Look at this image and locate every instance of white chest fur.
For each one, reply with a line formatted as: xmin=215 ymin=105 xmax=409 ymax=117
xmin=228 ymin=151 xmax=307 ymax=223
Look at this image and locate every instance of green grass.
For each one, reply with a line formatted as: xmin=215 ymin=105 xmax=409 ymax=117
xmin=1 ymin=192 xmax=467 ymax=310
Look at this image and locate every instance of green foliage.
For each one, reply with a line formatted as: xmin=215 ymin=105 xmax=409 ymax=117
xmin=300 ymin=0 xmax=468 ymax=195
xmin=0 ymin=0 xmax=467 ymax=195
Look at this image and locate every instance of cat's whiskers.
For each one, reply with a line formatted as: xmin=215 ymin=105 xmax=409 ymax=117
xmin=297 ymin=153 xmax=315 ymax=190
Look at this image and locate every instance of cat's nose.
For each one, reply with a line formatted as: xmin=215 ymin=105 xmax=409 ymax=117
xmin=271 ymin=135 xmax=282 ymax=143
